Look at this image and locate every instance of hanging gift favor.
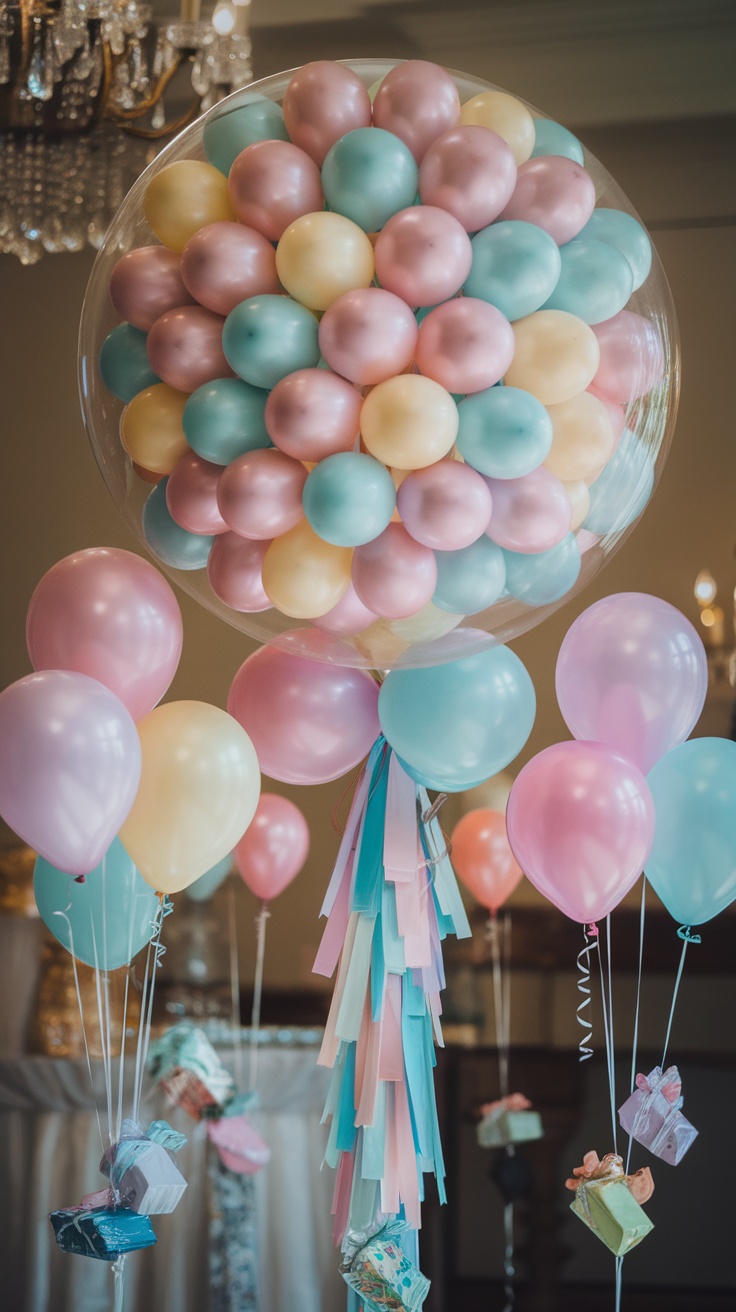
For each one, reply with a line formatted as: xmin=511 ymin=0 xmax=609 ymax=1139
xmin=565 ymin=1150 xmax=654 ymax=1256
xmin=477 ymin=1093 xmax=543 ymax=1149
xmin=618 ymin=1065 xmax=698 ymax=1166
xmin=50 ymin=1201 xmax=157 ymax=1261
xmin=100 ymin=1118 xmax=188 ymax=1215
xmin=149 ymin=1024 xmax=237 ymax=1119
xmin=342 ymin=1220 xmax=431 ymax=1312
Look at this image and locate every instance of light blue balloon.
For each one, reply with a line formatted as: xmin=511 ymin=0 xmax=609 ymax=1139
xmin=575 ymin=208 xmax=652 ymax=291
xmin=584 ymin=429 xmax=654 ymax=536
xmin=99 ymin=324 xmax=159 ymax=403
xmin=464 ymin=221 xmax=561 ymax=321
xmin=457 ymin=385 xmax=553 ymax=478
xmin=183 ymin=378 xmax=271 ymax=465
xmin=502 ymin=532 xmax=581 ymax=606
xmin=203 ymin=97 xmax=289 ymax=176
xmin=185 ymin=854 xmax=233 ymax=903
xmin=531 ymin=118 xmax=585 ymax=164
xmin=223 ymin=295 xmax=320 ymax=390
xmin=646 ymin=738 xmax=736 ymax=926
xmin=303 ymin=452 xmax=396 ymax=546
xmin=322 ymin=128 xmax=419 ymax=232
xmin=143 ymin=480 xmax=214 ymax=570
xmin=378 ymin=644 xmax=536 ymax=792
xmin=543 ymin=238 xmax=633 ymax=325
xmin=34 ymin=838 xmax=159 ymax=969
xmin=433 ymin=537 xmax=506 ymax=615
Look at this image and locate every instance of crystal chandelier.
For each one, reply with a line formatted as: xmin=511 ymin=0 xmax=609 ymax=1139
xmin=0 ymin=0 xmax=254 ymax=263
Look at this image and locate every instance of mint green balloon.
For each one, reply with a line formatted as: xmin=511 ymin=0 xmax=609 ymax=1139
xmin=433 ymin=537 xmax=506 ymax=614
xmin=457 ymin=385 xmax=553 ymax=478
xmin=531 ymin=118 xmax=585 ymax=164
xmin=584 ymin=430 xmax=654 ymax=536
xmin=303 ymin=452 xmax=396 ymax=546
xmin=143 ymin=480 xmax=214 ymax=570
xmin=576 ymin=208 xmax=652 ymax=290
xmin=465 ymin=221 xmax=561 ymax=321
xmin=502 ymin=533 xmax=581 ymax=607
xmin=542 ymin=238 xmax=633 ymax=325
xmin=34 ymin=838 xmax=159 ymax=969
xmin=203 ymin=96 xmax=289 ymax=176
xmin=186 ymin=854 xmax=233 ymax=903
xmin=223 ymin=295 xmax=320 ymax=390
xmin=183 ymin=378 xmax=271 ymax=465
xmin=99 ymin=324 xmax=159 ymax=402
xmin=321 ymin=128 xmax=419 ymax=232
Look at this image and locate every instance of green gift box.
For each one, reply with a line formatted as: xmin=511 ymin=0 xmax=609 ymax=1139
xmin=477 ymin=1107 xmax=543 ymax=1148
xmin=570 ymin=1176 xmax=654 ymax=1256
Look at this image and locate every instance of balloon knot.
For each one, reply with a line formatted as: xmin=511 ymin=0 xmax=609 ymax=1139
xmin=677 ymin=925 xmax=701 ymax=944
xmin=74 ymin=875 xmax=86 ymax=884
xmin=586 ymin=922 xmax=599 ymax=937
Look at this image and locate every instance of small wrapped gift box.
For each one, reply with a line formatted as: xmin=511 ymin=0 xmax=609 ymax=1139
xmin=566 ymin=1151 xmax=654 ymax=1257
xmin=50 ymin=1204 xmax=156 ymax=1260
xmin=207 ymin=1112 xmax=271 ymax=1175
xmin=477 ymin=1093 xmax=543 ymax=1149
xmin=618 ymin=1065 xmax=698 ymax=1166
xmin=102 ymin=1119 xmax=188 ymax=1215
xmin=148 ymin=1025 xmax=235 ymax=1121
xmin=342 ymin=1224 xmax=430 ymax=1312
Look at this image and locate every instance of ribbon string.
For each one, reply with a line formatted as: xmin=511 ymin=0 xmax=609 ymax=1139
xmin=662 ymin=932 xmax=693 ymax=1069
xmin=625 ymin=880 xmax=647 ymax=1175
xmin=249 ymin=903 xmax=271 ymax=1094
xmin=576 ymin=923 xmax=599 ymax=1062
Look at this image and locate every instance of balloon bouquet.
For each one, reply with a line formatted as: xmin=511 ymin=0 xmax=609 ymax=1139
xmin=76 ymin=52 xmax=681 ymax=1311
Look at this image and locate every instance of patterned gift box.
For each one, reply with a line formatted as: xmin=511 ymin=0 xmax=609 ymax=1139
xmin=50 ymin=1205 xmax=156 ymax=1260
xmin=102 ymin=1119 xmax=188 ymax=1215
xmin=566 ymin=1151 xmax=654 ymax=1257
xmin=618 ymin=1065 xmax=698 ymax=1166
xmin=148 ymin=1025 xmax=235 ymax=1120
xmin=477 ymin=1093 xmax=543 ymax=1149
xmin=342 ymin=1224 xmax=430 ymax=1312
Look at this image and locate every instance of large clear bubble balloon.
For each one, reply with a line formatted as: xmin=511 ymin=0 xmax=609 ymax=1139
xmin=80 ymin=59 xmax=678 ymax=670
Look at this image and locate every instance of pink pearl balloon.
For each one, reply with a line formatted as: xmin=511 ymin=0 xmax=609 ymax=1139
xmin=26 ymin=547 xmax=183 ymax=722
xmin=590 ymin=310 xmax=665 ymax=404
xmin=180 ymin=221 xmax=280 ymax=316
xmin=415 ymin=298 xmax=514 ymax=394
xmin=318 ymin=287 xmax=419 ymax=386
xmin=227 ymin=642 xmax=380 ymax=785
xmin=228 ymin=140 xmax=324 ymax=242
xmin=146 ymin=305 xmax=232 ymax=393
xmin=234 ymin=792 xmax=310 ymax=901
xmin=352 ymin=523 xmax=437 ymax=619
xmin=374 ymin=206 xmax=473 ymax=308
xmin=282 ymin=61 xmax=372 ymax=167
xmin=217 ymin=448 xmax=307 ymax=539
xmin=499 ymin=156 xmax=596 ymax=245
xmin=312 ymin=582 xmax=377 ymax=636
xmin=109 ymin=246 xmax=193 ymax=332
xmin=207 ymin=532 xmax=272 ymax=612
xmin=166 ymin=450 xmax=229 ymax=535
xmin=265 ymin=367 xmax=362 ymax=460
xmin=397 ymin=460 xmax=493 ymax=550
xmin=418 ymin=125 xmax=517 ymax=231
xmin=485 ymin=466 xmax=572 ymax=553
xmin=372 ymin=59 xmax=461 ymax=162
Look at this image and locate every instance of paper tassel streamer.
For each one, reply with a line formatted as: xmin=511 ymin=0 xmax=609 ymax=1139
xmin=618 ymin=1065 xmax=698 ymax=1165
xmin=100 ymin=1118 xmax=188 ymax=1215
xmin=565 ymin=1150 xmax=654 ymax=1256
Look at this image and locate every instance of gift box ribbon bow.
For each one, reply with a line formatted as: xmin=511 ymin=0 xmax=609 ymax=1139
xmin=480 ymin=1092 xmax=532 ymax=1119
xmin=101 ymin=1119 xmax=187 ymax=1188
xmin=565 ymin=1150 xmax=654 ymax=1206
xmin=634 ymin=1065 xmax=682 ymax=1105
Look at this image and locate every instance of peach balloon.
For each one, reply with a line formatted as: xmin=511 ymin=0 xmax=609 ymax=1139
xmin=166 ymin=451 xmax=228 ymax=536
xmin=143 ymin=160 xmax=235 ymax=253
xmin=458 ymin=91 xmax=535 ymax=165
xmin=359 ymin=374 xmax=459 ymax=470
xmin=318 ymin=287 xmax=418 ymax=386
xmin=352 ymin=522 xmax=437 ymax=619
xmin=275 ymin=211 xmax=375 ymax=311
xmin=544 ymin=391 xmax=617 ymax=482
xmin=146 ymin=305 xmax=231 ymax=393
xmin=228 ymin=140 xmax=323 ymax=242
xmin=372 ymin=59 xmax=461 ymax=162
xmin=207 ymin=532 xmax=272 ymax=612
xmin=564 ymin=479 xmax=591 ymax=532
xmin=180 ymin=221 xmax=279 ymax=316
xmin=418 ymin=125 xmax=517 ymax=231
xmin=450 ymin=808 xmax=523 ymax=912
xmin=265 ymin=367 xmax=362 ymax=461
xmin=504 ymin=310 xmax=600 ymax=405
xmin=373 ymin=206 xmax=473 ymax=308
xmin=217 ymin=448 xmax=307 ymax=539
xmin=282 ymin=60 xmax=372 ymax=166
xmin=109 ymin=246 xmax=193 ymax=331
xmin=120 ymin=384 xmax=189 ymax=475
xmin=415 ymin=298 xmax=514 ymax=394
xmin=261 ymin=521 xmax=352 ymax=618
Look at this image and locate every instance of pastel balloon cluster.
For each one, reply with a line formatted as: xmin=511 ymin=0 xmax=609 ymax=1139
xmin=506 ymin=592 xmax=736 ymax=929
xmin=84 ymin=58 xmax=677 ymax=670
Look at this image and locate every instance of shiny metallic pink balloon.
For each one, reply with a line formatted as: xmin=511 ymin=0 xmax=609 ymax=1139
xmin=207 ymin=532 xmax=272 ymax=612
xmin=485 ymin=466 xmax=572 ymax=554
xmin=418 ymin=125 xmax=517 ymax=231
xmin=234 ymin=792 xmax=310 ymax=901
xmin=109 ymin=246 xmax=193 ymax=331
xmin=228 ymin=139 xmax=324 ymax=241
xmin=282 ymin=60 xmax=372 ymax=166
xmin=26 ymin=547 xmax=183 ymax=721
xmin=499 ymin=156 xmax=596 ymax=245
xmin=352 ymin=522 xmax=437 ymax=619
xmin=590 ymin=310 xmax=666 ymax=404
xmin=312 ymin=582 xmax=377 ymax=636
xmin=374 ymin=206 xmax=473 ymax=308
xmin=397 ymin=460 xmax=493 ymax=550
xmin=318 ymin=287 xmax=419 ymax=386
xmin=372 ymin=59 xmax=461 ymax=162
xmin=217 ymin=448 xmax=307 ymax=539
xmin=146 ymin=305 xmax=232 ymax=392
xmin=265 ymin=367 xmax=362 ymax=460
xmin=180 ymin=221 xmax=280 ymax=316
xmin=166 ymin=450 xmax=228 ymax=535
xmin=415 ymin=298 xmax=514 ymax=394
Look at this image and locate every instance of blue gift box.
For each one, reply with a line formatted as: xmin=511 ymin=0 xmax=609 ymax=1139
xmin=50 ymin=1206 xmax=157 ymax=1260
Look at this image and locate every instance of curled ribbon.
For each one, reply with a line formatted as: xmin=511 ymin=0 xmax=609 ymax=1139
xmin=677 ymin=925 xmax=702 ymax=944
xmin=576 ymin=923 xmax=599 ymax=1062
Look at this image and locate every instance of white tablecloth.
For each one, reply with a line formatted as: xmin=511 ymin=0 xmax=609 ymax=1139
xmin=0 ymin=1042 xmax=345 ymax=1312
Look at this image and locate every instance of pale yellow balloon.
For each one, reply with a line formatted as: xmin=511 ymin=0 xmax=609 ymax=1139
xmin=120 ymin=384 xmax=189 ymax=474
xmin=360 ymin=375 xmax=459 ymax=470
xmin=544 ymin=391 xmax=617 ymax=482
xmin=563 ymin=479 xmax=591 ymax=532
xmin=143 ymin=160 xmax=235 ymax=252
xmin=504 ymin=311 xmax=600 ymax=406
xmin=388 ymin=601 xmax=465 ymax=643
xmin=262 ymin=520 xmax=353 ymax=617
xmin=276 ymin=211 xmax=375 ymax=311
xmin=119 ymin=701 xmax=261 ymax=894
xmin=459 ymin=91 xmax=535 ymax=164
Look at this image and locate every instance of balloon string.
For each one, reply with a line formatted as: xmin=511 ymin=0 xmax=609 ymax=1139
xmin=625 ymin=881 xmax=647 ymax=1174
xmin=116 ymin=886 xmax=140 ymax=1145
xmin=227 ymin=877 xmax=243 ymax=1090
xmin=131 ymin=936 xmax=153 ymax=1127
xmin=132 ymin=897 xmax=170 ymax=1124
xmin=487 ymin=913 xmax=510 ymax=1099
xmin=597 ymin=918 xmax=617 ymax=1152
xmin=576 ymin=923 xmax=599 ymax=1062
xmin=661 ymin=935 xmax=690 ymax=1069
xmin=501 ymin=1200 xmax=516 ymax=1312
xmin=56 ymin=895 xmax=105 ymax=1155
xmin=88 ymin=886 xmax=113 ymax=1147
xmin=615 ymin=1254 xmax=623 ymax=1312
xmin=249 ymin=902 xmax=270 ymax=1094
xmin=112 ymin=1254 xmax=126 ymax=1312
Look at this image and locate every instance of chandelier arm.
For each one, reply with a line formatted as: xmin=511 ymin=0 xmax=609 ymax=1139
xmin=103 ymin=51 xmax=189 ymax=123
xmin=117 ymin=95 xmax=204 ymax=140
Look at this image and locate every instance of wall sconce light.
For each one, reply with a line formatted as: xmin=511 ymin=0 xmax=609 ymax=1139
xmin=693 ymin=568 xmax=736 ymax=688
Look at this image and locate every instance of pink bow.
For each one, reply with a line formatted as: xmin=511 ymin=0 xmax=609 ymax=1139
xmin=635 ymin=1065 xmax=682 ymax=1103
xmin=565 ymin=1149 xmax=654 ymax=1203
xmin=480 ymin=1092 xmax=532 ymax=1117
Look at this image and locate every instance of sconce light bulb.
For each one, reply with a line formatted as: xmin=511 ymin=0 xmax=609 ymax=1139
xmin=212 ymin=4 xmax=236 ymax=33
xmin=694 ymin=568 xmax=717 ymax=607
